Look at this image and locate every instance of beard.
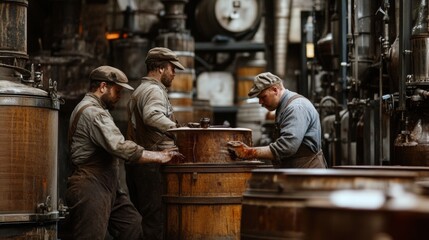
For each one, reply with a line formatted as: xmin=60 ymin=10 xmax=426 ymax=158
xmin=100 ymin=91 xmax=116 ymax=110
xmin=160 ymin=72 xmax=173 ymax=88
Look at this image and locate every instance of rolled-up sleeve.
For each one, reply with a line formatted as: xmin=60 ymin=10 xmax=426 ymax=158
xmin=90 ymin=111 xmax=144 ymax=163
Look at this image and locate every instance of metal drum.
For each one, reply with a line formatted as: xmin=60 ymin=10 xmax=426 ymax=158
xmin=411 ymin=34 xmax=429 ymax=85
xmin=0 ymin=0 xmax=28 ymax=69
xmin=0 ymin=80 xmax=60 ymax=239
xmin=304 ymin=189 xmax=429 ymax=240
xmin=194 ymin=0 xmax=262 ymax=41
xmin=240 ymin=169 xmax=417 ymax=240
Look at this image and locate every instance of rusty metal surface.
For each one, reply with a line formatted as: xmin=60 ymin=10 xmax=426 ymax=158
xmin=0 ymin=104 xmax=58 ymax=217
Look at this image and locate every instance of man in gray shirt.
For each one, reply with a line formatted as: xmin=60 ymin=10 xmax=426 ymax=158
xmin=227 ymin=72 xmax=326 ymax=168
xmin=66 ymin=65 xmax=183 ymax=239
xmin=126 ymin=47 xmax=185 ymax=240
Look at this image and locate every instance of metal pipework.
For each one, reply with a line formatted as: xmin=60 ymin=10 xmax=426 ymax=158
xmin=274 ymin=0 xmax=292 ymax=78
xmin=320 ymin=95 xmax=341 ymax=166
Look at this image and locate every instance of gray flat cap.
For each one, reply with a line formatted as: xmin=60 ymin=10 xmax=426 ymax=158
xmin=248 ymin=72 xmax=282 ymax=98
xmin=89 ymin=66 xmax=134 ymax=90
xmin=145 ymin=47 xmax=185 ymax=70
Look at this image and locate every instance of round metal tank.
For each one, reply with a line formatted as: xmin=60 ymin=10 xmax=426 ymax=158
xmin=0 ymin=80 xmax=60 ymax=239
xmin=194 ymin=0 xmax=262 ymax=41
xmin=110 ymin=36 xmax=150 ymax=80
xmin=0 ymin=0 xmax=28 ymax=69
xmin=410 ymin=34 xmax=429 ymax=85
xmin=240 ymin=169 xmax=417 ymax=240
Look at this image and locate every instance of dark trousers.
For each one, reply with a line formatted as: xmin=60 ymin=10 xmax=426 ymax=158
xmin=66 ymin=173 xmax=143 ymax=240
xmin=126 ymin=163 xmax=164 ymax=240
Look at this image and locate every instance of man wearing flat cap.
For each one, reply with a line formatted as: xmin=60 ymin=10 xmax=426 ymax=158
xmin=65 ymin=65 xmax=184 ymax=239
xmin=228 ymin=72 xmax=327 ymax=168
xmin=126 ymin=47 xmax=185 ymax=240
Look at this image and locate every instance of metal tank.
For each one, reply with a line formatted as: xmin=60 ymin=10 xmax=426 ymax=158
xmin=0 ymin=1 xmax=60 ymax=238
xmin=193 ymin=0 xmax=263 ymax=41
xmin=0 ymin=79 xmax=60 ymax=239
xmin=410 ymin=0 xmax=429 ymax=85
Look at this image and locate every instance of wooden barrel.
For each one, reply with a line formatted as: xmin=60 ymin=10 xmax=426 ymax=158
xmin=167 ymin=127 xmax=253 ymax=163
xmin=193 ymin=99 xmax=213 ymax=122
xmin=236 ymin=99 xmax=268 ymax=145
xmin=334 ymin=165 xmax=429 ymax=180
xmin=162 ymin=163 xmax=268 ymax=240
xmin=235 ymin=58 xmax=266 ymax=103
xmin=169 ymin=92 xmax=194 ymax=126
xmin=304 ymin=189 xmax=429 ymax=240
xmin=240 ymin=169 xmax=417 ymax=240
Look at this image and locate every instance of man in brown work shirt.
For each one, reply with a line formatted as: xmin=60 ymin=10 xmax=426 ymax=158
xmin=126 ymin=47 xmax=185 ymax=240
xmin=66 ymin=65 xmax=183 ymax=239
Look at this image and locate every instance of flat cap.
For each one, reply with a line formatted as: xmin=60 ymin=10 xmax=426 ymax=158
xmin=145 ymin=47 xmax=185 ymax=70
xmin=248 ymin=72 xmax=282 ymax=98
xmin=89 ymin=66 xmax=134 ymax=90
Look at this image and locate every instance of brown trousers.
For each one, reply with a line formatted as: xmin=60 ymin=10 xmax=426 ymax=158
xmin=65 ymin=156 xmax=143 ymax=239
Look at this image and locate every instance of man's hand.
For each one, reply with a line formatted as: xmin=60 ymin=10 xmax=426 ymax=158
xmin=141 ymin=149 xmax=185 ymax=164
xmin=161 ymin=148 xmax=185 ymax=163
xmin=227 ymin=141 xmax=257 ymax=160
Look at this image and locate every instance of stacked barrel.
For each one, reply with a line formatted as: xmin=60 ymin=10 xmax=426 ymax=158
xmin=240 ymin=166 xmax=429 ymax=240
xmin=155 ymin=0 xmax=197 ymax=125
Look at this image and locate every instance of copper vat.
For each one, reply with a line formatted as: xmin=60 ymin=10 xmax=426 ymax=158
xmin=240 ymin=169 xmax=417 ymax=240
xmin=0 ymin=80 xmax=59 ymax=239
xmin=167 ymin=127 xmax=253 ymax=163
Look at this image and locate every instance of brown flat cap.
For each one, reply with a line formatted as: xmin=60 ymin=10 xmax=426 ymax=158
xmin=248 ymin=72 xmax=282 ymax=98
xmin=145 ymin=47 xmax=185 ymax=70
xmin=89 ymin=66 xmax=134 ymax=90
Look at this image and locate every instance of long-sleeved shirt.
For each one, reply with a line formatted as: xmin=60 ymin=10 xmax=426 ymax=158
xmin=128 ymin=77 xmax=176 ymax=150
xmin=69 ymin=93 xmax=144 ymax=165
xmin=269 ymin=89 xmax=322 ymax=162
